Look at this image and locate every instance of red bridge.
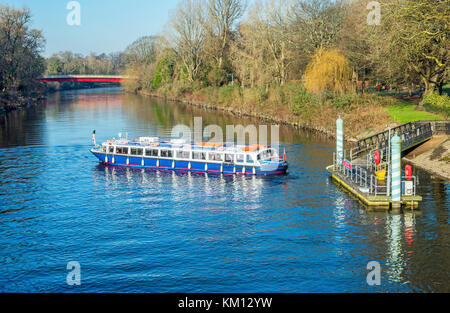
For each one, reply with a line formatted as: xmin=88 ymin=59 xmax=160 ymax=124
xmin=38 ymin=75 xmax=125 ymax=83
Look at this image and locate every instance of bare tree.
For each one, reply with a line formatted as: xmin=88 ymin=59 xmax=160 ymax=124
xmin=380 ymin=0 xmax=449 ymax=99
xmin=230 ymin=21 xmax=268 ymax=87
xmin=124 ymin=36 xmax=159 ymax=65
xmin=170 ymin=0 xmax=206 ymax=83
xmin=254 ymin=0 xmax=297 ymax=85
xmin=205 ymin=0 xmax=247 ymax=71
xmin=293 ymin=0 xmax=346 ymax=56
xmin=0 ymin=6 xmax=45 ymax=103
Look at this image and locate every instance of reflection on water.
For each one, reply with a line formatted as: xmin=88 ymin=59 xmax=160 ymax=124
xmin=0 ymin=87 xmax=448 ymax=292
xmin=386 ymin=214 xmax=404 ymax=284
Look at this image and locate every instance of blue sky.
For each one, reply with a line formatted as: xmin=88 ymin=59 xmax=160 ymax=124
xmin=2 ymin=0 xmax=180 ymax=57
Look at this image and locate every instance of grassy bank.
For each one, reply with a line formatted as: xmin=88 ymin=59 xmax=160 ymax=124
xmin=135 ymin=81 xmax=446 ymax=140
xmin=385 ymin=101 xmax=443 ymax=123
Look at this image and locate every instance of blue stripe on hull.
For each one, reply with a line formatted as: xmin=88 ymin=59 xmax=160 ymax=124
xmin=96 ymin=154 xmax=106 ymax=162
xmin=175 ymin=160 xmax=189 ymax=169
xmin=115 ymin=155 xmax=127 ymax=164
xmin=222 ymin=164 xmax=234 ymax=174
xmin=190 ymin=161 xmax=205 ymax=171
xmin=129 ymin=157 xmax=142 ymax=165
xmin=159 ymin=159 xmax=172 ymax=168
xmin=208 ymin=163 xmax=221 ymax=172
xmin=92 ymin=152 xmax=287 ymax=175
xmin=145 ymin=158 xmax=157 ymax=166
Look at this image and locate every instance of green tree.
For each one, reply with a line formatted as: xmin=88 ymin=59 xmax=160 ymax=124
xmin=153 ymin=49 xmax=177 ymax=89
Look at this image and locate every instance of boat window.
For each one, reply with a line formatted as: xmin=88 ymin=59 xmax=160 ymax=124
xmin=109 ymin=146 xmax=114 ymax=153
xmin=161 ymin=150 xmax=173 ymax=158
xmin=192 ymin=152 xmax=206 ymax=160
xmin=225 ymin=154 xmax=234 ymax=163
xmin=176 ymin=150 xmax=190 ymax=159
xmin=208 ymin=153 xmax=223 ymax=162
xmin=146 ymin=149 xmax=159 ymax=157
xmin=116 ymin=146 xmax=129 ymax=155
xmin=236 ymin=154 xmax=244 ymax=163
xmin=130 ymin=148 xmax=143 ymax=156
xmin=258 ymin=149 xmax=275 ymax=161
xmin=246 ymin=154 xmax=254 ymax=163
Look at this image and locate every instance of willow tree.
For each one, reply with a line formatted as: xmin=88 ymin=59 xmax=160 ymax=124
xmin=303 ymin=48 xmax=352 ymax=95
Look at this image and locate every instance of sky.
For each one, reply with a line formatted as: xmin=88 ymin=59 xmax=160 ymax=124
xmin=2 ymin=0 xmax=181 ymax=57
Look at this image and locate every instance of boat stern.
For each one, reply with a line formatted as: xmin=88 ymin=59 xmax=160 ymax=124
xmin=259 ymin=160 xmax=288 ymax=175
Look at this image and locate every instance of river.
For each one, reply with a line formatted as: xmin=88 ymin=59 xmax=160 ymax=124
xmin=0 ymin=87 xmax=448 ymax=292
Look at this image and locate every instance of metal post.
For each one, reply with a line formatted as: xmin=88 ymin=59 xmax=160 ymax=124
xmin=387 ymin=126 xmax=391 ymax=197
xmin=336 ymin=117 xmax=344 ymax=166
xmin=391 ymin=134 xmax=402 ymax=208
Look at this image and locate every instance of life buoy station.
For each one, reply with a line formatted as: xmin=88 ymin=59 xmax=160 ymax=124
xmin=326 ymin=117 xmax=435 ymax=210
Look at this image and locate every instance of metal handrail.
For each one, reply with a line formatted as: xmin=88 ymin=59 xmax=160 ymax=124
xmin=333 ymin=148 xmax=419 ymax=199
xmin=370 ymin=174 xmax=388 ymax=196
xmin=401 ymin=176 xmax=417 ymax=197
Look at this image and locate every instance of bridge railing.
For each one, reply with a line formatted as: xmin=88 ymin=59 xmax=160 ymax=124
xmin=417 ymin=120 xmax=450 ymax=135
xmin=400 ymin=123 xmax=433 ymax=150
xmin=350 ymin=121 xmax=432 ymax=160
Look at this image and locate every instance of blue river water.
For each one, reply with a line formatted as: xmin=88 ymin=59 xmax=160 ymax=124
xmin=0 ymin=88 xmax=448 ymax=292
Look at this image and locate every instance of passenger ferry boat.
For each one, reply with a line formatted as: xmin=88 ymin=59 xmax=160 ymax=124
xmin=91 ymin=136 xmax=288 ymax=175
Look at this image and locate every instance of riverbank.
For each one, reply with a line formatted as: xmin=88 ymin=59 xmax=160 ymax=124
xmin=404 ymin=135 xmax=450 ymax=181
xmin=137 ymin=84 xmax=401 ymax=142
xmin=0 ymin=95 xmax=45 ymax=115
xmin=136 ymin=86 xmax=449 ymax=180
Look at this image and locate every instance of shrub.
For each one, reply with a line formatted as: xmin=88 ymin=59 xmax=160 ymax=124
xmin=153 ymin=52 xmax=176 ymax=89
xmin=218 ymin=85 xmax=240 ymax=104
xmin=334 ymin=94 xmax=357 ymax=109
xmin=423 ymin=92 xmax=450 ymax=118
xmin=287 ymin=83 xmax=315 ymax=115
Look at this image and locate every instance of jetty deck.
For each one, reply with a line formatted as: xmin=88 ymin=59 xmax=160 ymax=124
xmin=328 ymin=165 xmax=421 ymax=209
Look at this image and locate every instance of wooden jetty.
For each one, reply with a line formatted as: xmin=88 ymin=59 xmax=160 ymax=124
xmin=327 ymin=120 xmax=436 ymax=210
